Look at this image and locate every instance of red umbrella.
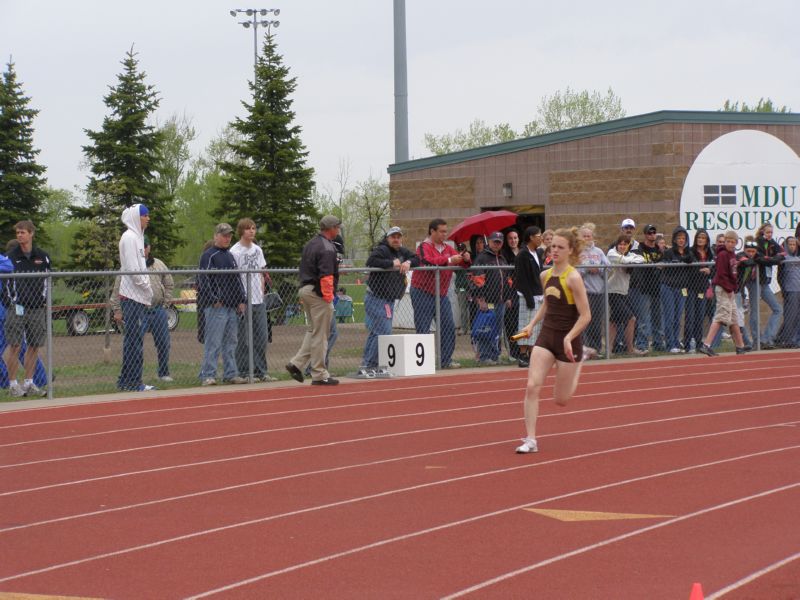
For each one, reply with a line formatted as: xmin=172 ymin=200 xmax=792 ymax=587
xmin=447 ymin=210 xmax=519 ymax=243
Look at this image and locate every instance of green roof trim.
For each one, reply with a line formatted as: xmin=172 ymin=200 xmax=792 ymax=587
xmin=388 ymin=110 xmax=800 ymax=174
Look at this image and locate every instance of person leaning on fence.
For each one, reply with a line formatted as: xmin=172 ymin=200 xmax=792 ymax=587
xmin=230 ymin=218 xmax=275 ymax=383
xmin=285 ymin=215 xmax=341 ymax=386
xmin=0 ymin=239 xmax=48 ymax=394
xmin=356 ymin=226 xmax=420 ymax=378
xmin=2 ymin=223 xmax=51 ymax=398
xmin=607 ymin=235 xmax=647 ymax=356
xmin=198 ymin=223 xmax=248 ymax=386
xmin=502 ymin=229 xmax=522 ymax=361
xmin=683 ymin=228 xmax=714 ymax=353
xmin=410 ymin=218 xmax=471 ymax=369
xmin=697 ymin=231 xmax=751 ymax=357
xmin=577 ymin=224 xmax=607 ymax=359
xmin=630 ymin=224 xmax=664 ymax=352
xmin=736 ymin=238 xmax=759 ymax=347
xmin=661 ymin=226 xmax=693 ymax=354
xmin=776 ymin=236 xmax=800 ymax=348
xmin=471 ymin=231 xmax=512 ymax=365
xmin=514 ymin=226 xmax=545 ymax=368
xmin=752 ymin=222 xmax=784 ymax=349
xmin=111 ymin=234 xmax=174 ymax=383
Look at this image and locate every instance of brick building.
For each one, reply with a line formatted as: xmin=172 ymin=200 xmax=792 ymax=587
xmin=388 ymin=110 xmax=800 ymax=246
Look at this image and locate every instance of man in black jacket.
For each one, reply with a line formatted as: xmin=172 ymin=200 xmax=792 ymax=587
xmin=286 ymin=215 xmax=341 ymax=385
xmin=357 ymin=226 xmax=420 ymax=377
xmin=514 ymin=226 xmax=544 ymax=367
xmin=3 ymin=220 xmax=50 ymax=397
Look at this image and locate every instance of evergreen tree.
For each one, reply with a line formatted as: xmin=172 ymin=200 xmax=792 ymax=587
xmin=215 ymin=35 xmax=317 ymax=267
xmin=0 ymin=60 xmax=47 ymax=240
xmin=71 ymin=48 xmax=178 ymax=269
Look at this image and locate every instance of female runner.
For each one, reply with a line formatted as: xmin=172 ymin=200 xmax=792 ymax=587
xmin=515 ymin=227 xmax=591 ymax=453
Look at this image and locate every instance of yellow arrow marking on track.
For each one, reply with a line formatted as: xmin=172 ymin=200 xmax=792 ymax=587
xmin=524 ymin=509 xmax=674 ymax=522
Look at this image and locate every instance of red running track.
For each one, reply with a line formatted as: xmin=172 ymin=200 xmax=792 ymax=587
xmin=0 ymin=353 xmax=798 ymax=599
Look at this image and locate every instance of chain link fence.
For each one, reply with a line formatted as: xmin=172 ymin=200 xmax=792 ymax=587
xmin=1 ymin=260 xmax=796 ymax=399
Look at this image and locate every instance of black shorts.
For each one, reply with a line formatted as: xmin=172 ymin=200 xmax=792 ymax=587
xmin=609 ymin=293 xmax=634 ymax=325
xmin=535 ymin=326 xmax=583 ymax=362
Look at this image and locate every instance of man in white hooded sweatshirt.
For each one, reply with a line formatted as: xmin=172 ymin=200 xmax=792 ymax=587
xmin=117 ymin=204 xmax=155 ymax=391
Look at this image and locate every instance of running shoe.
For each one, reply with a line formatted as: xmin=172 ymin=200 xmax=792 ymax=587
xmin=9 ymin=384 xmax=25 ymax=397
xmin=23 ymin=382 xmax=46 ymax=397
xmin=515 ymin=437 xmax=538 ymax=454
xmin=201 ymin=378 xmax=217 ymax=386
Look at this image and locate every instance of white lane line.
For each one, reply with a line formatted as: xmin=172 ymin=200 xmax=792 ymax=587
xmin=441 ymin=482 xmax=800 ymax=599
xmin=1 ymin=435 xmax=798 ymax=586
xmin=706 ymin=551 xmax=800 ymax=599
xmin=2 ymin=383 xmax=799 ymax=472
xmin=1 ymin=356 xmax=790 ymax=428
xmin=3 ymin=417 xmax=798 ymax=534
xmin=3 ymin=370 xmax=789 ymax=449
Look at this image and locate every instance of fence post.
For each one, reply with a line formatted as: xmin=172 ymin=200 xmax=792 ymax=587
xmin=246 ymin=274 xmax=254 ymax=382
xmin=46 ymin=273 xmax=53 ymax=400
xmin=434 ymin=268 xmax=442 ymax=369
xmin=754 ymin=265 xmax=761 ymax=351
xmin=603 ymin=265 xmax=611 ymax=360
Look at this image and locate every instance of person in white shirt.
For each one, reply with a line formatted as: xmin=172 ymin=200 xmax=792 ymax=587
xmin=117 ymin=204 xmax=155 ymax=392
xmin=607 ymin=235 xmax=646 ymax=356
xmin=230 ymin=218 xmax=275 ymax=382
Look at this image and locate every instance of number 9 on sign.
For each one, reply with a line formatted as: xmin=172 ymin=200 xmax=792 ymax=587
xmin=378 ymin=334 xmax=435 ymax=377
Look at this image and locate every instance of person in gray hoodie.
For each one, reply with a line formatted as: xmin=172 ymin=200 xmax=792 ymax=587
xmin=117 ymin=204 xmax=155 ymax=392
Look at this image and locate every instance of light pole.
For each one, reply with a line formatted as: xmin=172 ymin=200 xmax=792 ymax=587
xmin=230 ymin=8 xmax=280 ymax=80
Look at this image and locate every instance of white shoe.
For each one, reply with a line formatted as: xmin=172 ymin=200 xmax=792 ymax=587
xmin=158 ymin=376 xmax=174 ymax=382
xmin=201 ymin=378 xmax=216 ymax=386
xmin=9 ymin=384 xmax=26 ymax=397
xmin=375 ymin=367 xmax=394 ymax=378
xmin=354 ymin=367 xmax=376 ymax=379
xmin=23 ymin=382 xmax=46 ymax=397
xmin=515 ymin=437 xmax=538 ymax=454
xmin=582 ymin=346 xmax=598 ymax=361
xmin=669 ymin=347 xmax=681 ymax=354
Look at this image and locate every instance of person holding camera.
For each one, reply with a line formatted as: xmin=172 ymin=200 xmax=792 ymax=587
xmin=410 ymin=218 xmax=471 ymax=369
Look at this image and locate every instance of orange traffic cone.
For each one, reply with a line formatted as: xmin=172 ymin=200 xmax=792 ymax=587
xmin=688 ymin=582 xmax=704 ymax=600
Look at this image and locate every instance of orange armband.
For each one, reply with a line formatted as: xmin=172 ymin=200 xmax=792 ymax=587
xmin=320 ymin=275 xmax=334 ymax=302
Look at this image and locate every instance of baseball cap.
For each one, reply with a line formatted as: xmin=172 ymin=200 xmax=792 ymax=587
xmin=320 ymin=215 xmax=342 ymax=230
xmin=621 ymin=218 xmax=636 ymax=228
xmin=644 ymin=224 xmax=657 ymax=233
xmin=215 ymin=223 xmax=234 ymax=235
xmin=139 ymin=204 xmax=149 ymax=216
xmin=488 ymin=231 xmax=504 ymax=242
xmin=386 ymin=226 xmax=403 ymax=237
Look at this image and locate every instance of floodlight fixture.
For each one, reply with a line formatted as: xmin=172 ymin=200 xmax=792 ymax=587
xmin=229 ymin=7 xmax=282 ymax=80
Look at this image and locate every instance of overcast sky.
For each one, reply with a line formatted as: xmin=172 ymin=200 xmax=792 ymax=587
xmin=2 ymin=0 xmax=799 ymax=197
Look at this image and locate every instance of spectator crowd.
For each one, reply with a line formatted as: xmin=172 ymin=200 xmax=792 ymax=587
xmin=3 ymin=209 xmax=800 ymax=398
